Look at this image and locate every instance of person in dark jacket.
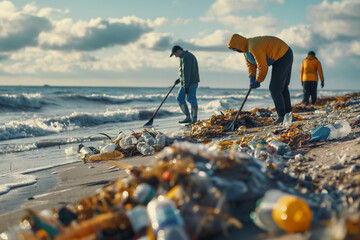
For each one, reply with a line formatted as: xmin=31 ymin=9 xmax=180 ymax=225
xmin=228 ymin=34 xmax=293 ymax=124
xmin=300 ymin=51 xmax=325 ymax=105
xmin=170 ymin=45 xmax=200 ymax=125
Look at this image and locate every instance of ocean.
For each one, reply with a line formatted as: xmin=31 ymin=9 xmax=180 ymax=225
xmin=0 ymin=85 xmax=353 ymax=213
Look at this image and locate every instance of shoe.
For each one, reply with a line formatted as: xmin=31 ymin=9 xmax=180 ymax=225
xmin=274 ymin=116 xmax=284 ymax=124
xmin=179 ymin=118 xmax=191 ymax=124
xmin=185 ymin=106 xmax=198 ymax=127
xmin=178 ymin=104 xmax=191 ymax=123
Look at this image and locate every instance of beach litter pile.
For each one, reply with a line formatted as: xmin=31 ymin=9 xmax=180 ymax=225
xmin=2 ymin=139 xmax=360 ymax=239
xmin=65 ymin=129 xmax=174 ymax=163
xmin=188 ymin=108 xmax=274 ymax=140
xmin=1 ymin=93 xmax=360 ymax=239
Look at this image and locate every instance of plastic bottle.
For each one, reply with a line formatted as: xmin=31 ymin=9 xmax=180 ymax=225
xmin=140 ymin=144 xmax=155 ymax=156
xmin=268 ymin=139 xmax=291 ymax=155
xmin=253 ymin=147 xmax=271 ymax=161
xmin=136 ymin=142 xmax=146 ymax=152
xmin=100 ymin=143 xmax=117 ymax=153
xmin=282 ymin=112 xmax=292 ymax=128
xmin=126 ymin=205 xmax=149 ymax=234
xmin=124 ymin=135 xmax=138 ymax=145
xmin=133 ymin=183 xmax=157 ymax=205
xmin=120 ymin=138 xmax=132 ymax=150
xmin=251 ymin=189 xmax=312 ymax=233
xmin=147 ymin=196 xmax=189 ymax=240
xmin=156 ymin=134 xmax=166 ymax=148
xmin=113 ymin=132 xmax=126 ymax=143
xmin=79 ymin=146 xmax=94 ymax=159
xmin=141 ymin=132 xmax=156 ymax=146
xmin=326 ymin=120 xmax=351 ymax=140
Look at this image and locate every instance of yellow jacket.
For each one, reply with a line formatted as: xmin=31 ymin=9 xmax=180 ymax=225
xmin=228 ymin=34 xmax=289 ymax=83
xmin=300 ymin=55 xmax=324 ymax=83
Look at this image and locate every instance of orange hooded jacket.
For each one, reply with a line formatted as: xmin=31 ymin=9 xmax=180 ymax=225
xmin=228 ymin=34 xmax=289 ymax=83
xmin=300 ymin=55 xmax=324 ymax=83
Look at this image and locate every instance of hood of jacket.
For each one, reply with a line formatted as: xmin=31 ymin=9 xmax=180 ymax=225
xmin=306 ymin=55 xmax=317 ymax=61
xmin=228 ymin=34 xmax=248 ymax=52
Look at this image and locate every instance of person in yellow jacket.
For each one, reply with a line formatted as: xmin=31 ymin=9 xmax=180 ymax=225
xmin=300 ymin=51 xmax=324 ymax=105
xmin=228 ymin=34 xmax=293 ymax=124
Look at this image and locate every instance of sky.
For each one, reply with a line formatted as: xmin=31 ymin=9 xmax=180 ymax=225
xmin=0 ymin=0 xmax=359 ymax=89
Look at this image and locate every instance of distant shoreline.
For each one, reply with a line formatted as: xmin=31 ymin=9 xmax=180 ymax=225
xmin=0 ymin=84 xmax=354 ymax=91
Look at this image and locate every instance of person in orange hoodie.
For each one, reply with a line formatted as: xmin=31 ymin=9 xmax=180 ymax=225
xmin=300 ymin=51 xmax=324 ymax=105
xmin=228 ymin=34 xmax=293 ymax=124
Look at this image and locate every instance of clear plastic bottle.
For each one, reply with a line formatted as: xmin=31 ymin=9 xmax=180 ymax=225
xmin=137 ymin=136 xmax=145 ymax=143
xmin=79 ymin=146 xmax=94 ymax=159
xmin=100 ymin=143 xmax=117 ymax=153
xmin=124 ymin=135 xmax=138 ymax=145
xmin=141 ymin=132 xmax=156 ymax=146
xmin=120 ymin=138 xmax=131 ymax=149
xmin=113 ymin=132 xmax=126 ymax=143
xmin=251 ymin=189 xmax=312 ymax=233
xmin=133 ymin=183 xmax=157 ymax=205
xmin=268 ymin=139 xmax=291 ymax=155
xmin=137 ymin=142 xmax=146 ymax=152
xmin=156 ymin=134 xmax=166 ymax=148
xmin=126 ymin=205 xmax=149 ymax=234
xmin=140 ymin=144 xmax=154 ymax=156
xmin=147 ymin=196 xmax=189 ymax=240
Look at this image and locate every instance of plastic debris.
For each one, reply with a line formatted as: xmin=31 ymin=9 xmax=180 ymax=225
xmin=282 ymin=112 xmax=293 ymax=128
xmin=268 ymin=140 xmax=291 ymax=155
xmin=251 ymin=189 xmax=312 ymax=233
xmin=310 ymin=120 xmax=351 ymax=141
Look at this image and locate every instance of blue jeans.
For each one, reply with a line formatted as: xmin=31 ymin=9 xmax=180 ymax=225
xmin=177 ymin=83 xmax=198 ymax=107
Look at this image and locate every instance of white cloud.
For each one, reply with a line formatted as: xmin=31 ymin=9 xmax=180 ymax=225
xmin=5 ymin=47 xmax=96 ymax=74
xmin=307 ymin=0 xmax=360 ymax=40
xmin=277 ymin=24 xmax=314 ymax=49
xmin=203 ymin=0 xmax=285 ymax=19
xmin=350 ymin=41 xmax=360 ymax=56
xmin=221 ymin=15 xmax=281 ymax=36
xmin=276 ymin=0 xmax=360 ymax=61
xmin=189 ymin=29 xmax=231 ymax=46
xmin=201 ymin=0 xmax=282 ymax=35
xmin=135 ymin=32 xmax=174 ymax=51
xmin=0 ymin=1 xmax=17 ymax=18
xmin=0 ymin=1 xmax=53 ymax=52
xmin=196 ymin=51 xmax=247 ymax=72
xmin=39 ymin=16 xmax=154 ymax=51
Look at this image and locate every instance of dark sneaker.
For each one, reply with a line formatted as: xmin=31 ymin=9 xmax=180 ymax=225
xmin=179 ymin=118 xmax=191 ymax=124
xmin=274 ymin=117 xmax=284 ymax=124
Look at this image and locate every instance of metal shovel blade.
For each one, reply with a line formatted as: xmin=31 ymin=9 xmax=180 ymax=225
xmin=143 ymin=118 xmax=154 ymax=127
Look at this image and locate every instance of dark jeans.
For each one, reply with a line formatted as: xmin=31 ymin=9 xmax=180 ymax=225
xmin=269 ymin=47 xmax=293 ymax=118
xmin=302 ymin=81 xmax=318 ymax=105
xmin=176 ymin=83 xmax=198 ymax=107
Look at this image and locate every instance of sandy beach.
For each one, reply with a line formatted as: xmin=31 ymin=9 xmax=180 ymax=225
xmin=1 ymin=93 xmax=360 ymax=239
xmin=0 ymin=155 xmax=156 ymax=233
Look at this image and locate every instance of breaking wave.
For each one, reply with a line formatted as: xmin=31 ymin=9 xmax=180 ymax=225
xmin=0 ymin=108 xmax=174 ymax=141
xmin=0 ymin=93 xmax=50 ymax=111
xmin=60 ymin=93 xmax=177 ymax=104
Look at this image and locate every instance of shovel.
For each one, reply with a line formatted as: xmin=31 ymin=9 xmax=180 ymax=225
xmin=144 ymin=79 xmax=180 ymax=127
xmin=223 ymin=87 xmax=252 ymax=132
